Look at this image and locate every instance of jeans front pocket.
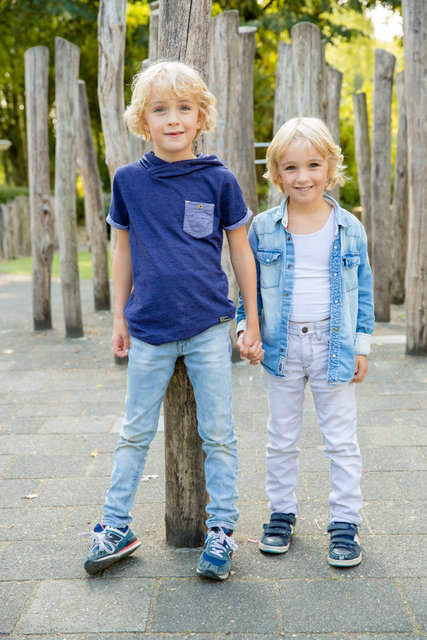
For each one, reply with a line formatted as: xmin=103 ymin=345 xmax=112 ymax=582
xmin=183 ymin=200 xmax=215 ymax=238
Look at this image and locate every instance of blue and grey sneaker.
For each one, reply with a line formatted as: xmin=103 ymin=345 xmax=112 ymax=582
xmin=327 ymin=521 xmax=361 ymax=567
xmin=258 ymin=512 xmax=296 ymax=554
xmin=196 ymin=527 xmax=238 ymax=580
xmin=79 ymin=523 xmax=141 ymax=575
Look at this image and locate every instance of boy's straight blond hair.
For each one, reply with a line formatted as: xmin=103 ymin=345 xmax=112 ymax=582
xmin=265 ymin=117 xmax=346 ymax=194
xmin=124 ymin=60 xmax=217 ymax=140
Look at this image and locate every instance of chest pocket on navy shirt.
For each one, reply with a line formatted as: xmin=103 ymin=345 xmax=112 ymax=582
xmin=257 ymin=250 xmax=282 ymax=288
xmin=183 ymin=201 xmax=214 ymax=238
xmin=342 ymin=252 xmax=360 ymax=291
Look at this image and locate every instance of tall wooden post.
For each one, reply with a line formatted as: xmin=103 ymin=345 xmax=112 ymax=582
xmin=290 ymin=22 xmax=324 ymax=119
xmin=325 ymin=66 xmax=342 ymax=202
xmin=158 ymin=0 xmax=212 ymax=548
xmin=371 ymin=48 xmax=395 ymax=322
xmin=391 ymin=71 xmax=408 ymax=305
xmin=402 ymin=0 xmax=427 ymax=354
xmin=24 ymin=46 xmax=55 ymax=331
xmin=353 ymin=92 xmax=372 ymax=260
xmin=54 ymin=37 xmax=83 ymax=338
xmin=77 ymin=80 xmax=111 ymax=311
xmin=269 ymin=42 xmax=293 ymax=209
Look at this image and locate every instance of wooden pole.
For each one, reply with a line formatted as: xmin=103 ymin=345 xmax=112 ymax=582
xmin=371 ymin=48 xmax=395 ymax=322
xmin=76 ymin=80 xmax=111 ymax=311
xmin=325 ymin=66 xmax=342 ymax=202
xmin=353 ymin=92 xmax=372 ymax=261
xmin=24 ymin=46 xmax=55 ymax=330
xmin=390 ymin=71 xmax=408 ymax=305
xmin=290 ymin=22 xmax=324 ymax=119
xmin=269 ymin=41 xmax=293 ymax=209
xmin=402 ymin=0 xmax=427 ymax=354
xmin=157 ymin=0 xmax=212 ymax=548
xmin=54 ymin=37 xmax=83 ymax=338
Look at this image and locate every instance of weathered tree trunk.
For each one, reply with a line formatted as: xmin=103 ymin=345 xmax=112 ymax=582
xmin=158 ymin=0 xmax=212 ymax=548
xmin=237 ymin=26 xmax=258 ymax=218
xmin=325 ymin=66 xmax=342 ymax=202
xmin=206 ymin=11 xmax=257 ymax=350
xmin=391 ymin=71 xmax=408 ymax=305
xmin=163 ymin=357 xmax=207 ymax=547
xmin=24 ymin=46 xmax=55 ymax=330
xmin=371 ymin=48 xmax=395 ymax=322
xmin=148 ymin=0 xmax=159 ymax=61
xmin=353 ymin=92 xmax=372 ymax=261
xmin=0 ymin=196 xmax=31 ymax=260
xmin=54 ymin=37 xmax=83 ymax=338
xmin=98 ymin=0 xmax=130 ymax=258
xmin=269 ymin=41 xmax=293 ymax=209
xmin=77 ymin=80 xmax=111 ymax=311
xmin=290 ymin=22 xmax=324 ymax=119
xmin=402 ymin=0 xmax=427 ymax=353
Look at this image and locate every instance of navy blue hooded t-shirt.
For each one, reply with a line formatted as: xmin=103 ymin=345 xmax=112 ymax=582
xmin=107 ymin=152 xmax=252 ymax=345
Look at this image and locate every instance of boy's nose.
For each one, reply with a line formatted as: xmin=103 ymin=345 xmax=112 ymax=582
xmin=168 ymin=110 xmax=180 ymax=124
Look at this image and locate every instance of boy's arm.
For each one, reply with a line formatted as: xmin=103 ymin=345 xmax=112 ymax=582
xmin=226 ymin=225 xmax=262 ymax=357
xmin=112 ymin=229 xmax=133 ymax=358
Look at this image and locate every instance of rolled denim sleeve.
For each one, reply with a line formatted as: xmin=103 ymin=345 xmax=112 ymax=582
xmin=355 ymin=227 xmax=375 ymax=354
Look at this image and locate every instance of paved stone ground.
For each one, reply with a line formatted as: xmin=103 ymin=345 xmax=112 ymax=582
xmin=0 ymin=273 xmax=426 ymax=640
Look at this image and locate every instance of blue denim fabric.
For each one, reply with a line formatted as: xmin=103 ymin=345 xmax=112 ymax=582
xmin=102 ymin=322 xmax=239 ymax=531
xmin=236 ymin=195 xmax=374 ymax=385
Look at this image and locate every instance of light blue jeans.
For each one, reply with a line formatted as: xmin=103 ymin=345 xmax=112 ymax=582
xmin=102 ymin=322 xmax=239 ymax=531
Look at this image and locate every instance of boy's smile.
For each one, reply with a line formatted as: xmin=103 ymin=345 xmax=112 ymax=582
xmin=142 ymin=88 xmax=203 ymax=162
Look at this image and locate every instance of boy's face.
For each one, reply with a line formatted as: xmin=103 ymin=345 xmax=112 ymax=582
xmin=142 ymin=88 xmax=203 ymax=162
xmin=277 ymin=140 xmax=330 ymax=209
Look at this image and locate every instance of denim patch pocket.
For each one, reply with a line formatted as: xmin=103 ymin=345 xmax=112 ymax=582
xmin=257 ymin=250 xmax=282 ymax=288
xmin=183 ymin=200 xmax=214 ymax=238
xmin=342 ymin=252 xmax=360 ymax=291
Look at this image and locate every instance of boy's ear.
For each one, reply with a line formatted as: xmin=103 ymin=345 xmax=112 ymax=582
xmin=196 ymin=110 xmax=205 ymax=130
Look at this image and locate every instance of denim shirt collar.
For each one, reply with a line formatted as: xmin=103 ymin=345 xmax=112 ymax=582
xmin=275 ymin=194 xmax=352 ymax=232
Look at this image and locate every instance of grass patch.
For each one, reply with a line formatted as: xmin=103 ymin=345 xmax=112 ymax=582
xmin=0 ymin=251 xmax=111 ymax=280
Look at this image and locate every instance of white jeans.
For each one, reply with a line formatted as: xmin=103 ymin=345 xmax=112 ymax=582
xmin=262 ymin=319 xmax=362 ymax=526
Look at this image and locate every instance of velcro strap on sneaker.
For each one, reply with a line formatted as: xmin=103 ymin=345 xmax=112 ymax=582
xmin=263 ymin=513 xmax=295 ymax=535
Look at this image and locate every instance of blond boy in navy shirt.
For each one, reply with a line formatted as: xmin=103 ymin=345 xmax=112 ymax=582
xmin=80 ymin=61 xmax=263 ymax=580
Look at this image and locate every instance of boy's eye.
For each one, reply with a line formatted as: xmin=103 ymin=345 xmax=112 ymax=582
xmin=154 ymin=107 xmax=165 ymax=113
xmin=284 ymin=165 xmax=295 ymax=171
xmin=310 ymin=162 xmax=320 ymax=168
xmin=180 ymin=105 xmax=191 ymax=111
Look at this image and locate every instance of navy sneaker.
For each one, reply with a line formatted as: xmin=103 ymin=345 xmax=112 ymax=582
xmin=196 ymin=527 xmax=238 ymax=580
xmin=79 ymin=523 xmax=141 ymax=575
xmin=327 ymin=521 xmax=361 ymax=567
xmin=258 ymin=512 xmax=296 ymax=554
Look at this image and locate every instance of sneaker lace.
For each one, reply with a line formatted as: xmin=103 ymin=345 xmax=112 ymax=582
xmin=78 ymin=529 xmax=115 ymax=554
xmin=208 ymin=528 xmax=238 ymax=558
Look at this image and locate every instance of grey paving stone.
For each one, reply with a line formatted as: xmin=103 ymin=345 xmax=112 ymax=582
xmin=15 ymin=402 xmax=85 ymax=418
xmin=0 ymin=540 xmax=84 ymax=580
xmin=279 ymin=578 xmax=412 ymax=633
xmin=4 ymin=454 xmax=94 ymax=479
xmin=367 ymin=426 xmax=427 ymax=447
xmin=401 ymin=578 xmax=427 ymax=631
xmin=363 ymin=501 xmax=427 ymax=534
xmin=362 ymin=447 xmax=427 ymax=472
xmin=0 ymin=478 xmax=41 ymax=508
xmin=151 ymin=579 xmax=279 ymax=634
xmin=0 ymin=434 xmax=68 ymax=455
xmin=0 ymin=455 xmax=15 ymax=475
xmin=33 ymin=477 xmax=110 ymax=507
xmin=358 ymin=409 xmax=427 ymax=428
xmin=0 ymin=415 xmax=46 ymax=434
xmin=39 ymin=416 xmax=117 ymax=434
xmin=394 ymin=471 xmax=427 ymax=499
xmin=61 ymin=432 xmax=120 ymax=454
xmin=18 ymin=578 xmax=153 ymax=634
xmin=0 ymin=581 xmax=34 ymax=633
xmin=1 ymin=506 xmax=71 ymax=540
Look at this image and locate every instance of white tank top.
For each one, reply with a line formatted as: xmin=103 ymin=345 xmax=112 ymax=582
xmin=289 ymin=211 xmax=335 ymax=322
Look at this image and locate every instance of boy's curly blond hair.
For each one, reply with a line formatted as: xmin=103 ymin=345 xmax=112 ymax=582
xmin=124 ymin=60 xmax=217 ymax=141
xmin=264 ymin=117 xmax=346 ymax=193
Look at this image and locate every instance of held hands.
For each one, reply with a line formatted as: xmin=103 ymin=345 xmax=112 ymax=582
xmin=352 ymin=354 xmax=368 ymax=383
xmin=237 ymin=328 xmax=264 ymax=365
xmin=112 ymin=317 xmax=130 ymax=358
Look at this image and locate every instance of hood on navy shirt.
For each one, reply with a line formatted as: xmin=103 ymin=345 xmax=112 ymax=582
xmin=139 ymin=151 xmax=225 ymax=178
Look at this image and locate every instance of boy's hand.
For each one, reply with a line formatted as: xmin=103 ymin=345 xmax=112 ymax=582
xmin=112 ymin=318 xmax=130 ymax=358
xmin=352 ymin=355 xmax=368 ymax=383
xmin=237 ymin=329 xmax=264 ymax=365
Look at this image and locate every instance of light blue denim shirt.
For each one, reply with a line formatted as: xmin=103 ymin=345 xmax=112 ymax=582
xmin=236 ymin=195 xmax=375 ymax=385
